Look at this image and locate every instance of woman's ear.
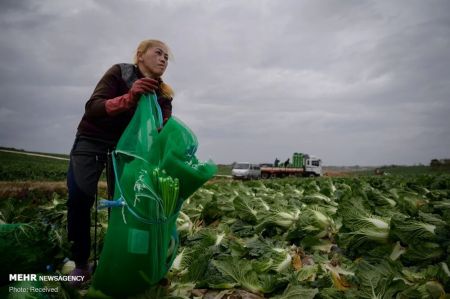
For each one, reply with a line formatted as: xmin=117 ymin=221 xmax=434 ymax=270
xmin=136 ymin=50 xmax=143 ymax=62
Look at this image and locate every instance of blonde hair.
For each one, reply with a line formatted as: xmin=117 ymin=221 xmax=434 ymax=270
xmin=134 ymin=39 xmax=174 ymax=98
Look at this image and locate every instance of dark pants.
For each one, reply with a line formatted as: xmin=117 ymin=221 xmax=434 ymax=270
xmin=66 ymin=137 xmax=115 ymax=268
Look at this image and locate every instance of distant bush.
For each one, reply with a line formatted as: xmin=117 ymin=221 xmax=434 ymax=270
xmin=430 ymin=158 xmax=450 ymax=171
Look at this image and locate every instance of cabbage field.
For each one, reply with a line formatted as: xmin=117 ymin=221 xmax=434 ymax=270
xmin=168 ymin=175 xmax=450 ymax=298
xmin=1 ymin=152 xmax=450 ymax=298
xmin=1 ymin=171 xmax=450 ymax=298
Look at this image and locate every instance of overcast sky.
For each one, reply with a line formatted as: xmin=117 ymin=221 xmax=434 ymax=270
xmin=1 ymin=0 xmax=449 ymax=166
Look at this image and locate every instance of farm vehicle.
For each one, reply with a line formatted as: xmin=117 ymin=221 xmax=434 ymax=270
xmin=232 ymin=153 xmax=322 ymax=179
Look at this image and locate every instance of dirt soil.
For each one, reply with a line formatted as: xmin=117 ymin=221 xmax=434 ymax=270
xmin=323 ymin=171 xmax=351 ymax=177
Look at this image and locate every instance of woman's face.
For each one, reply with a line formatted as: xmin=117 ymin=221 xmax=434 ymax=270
xmin=138 ymin=44 xmax=169 ymax=78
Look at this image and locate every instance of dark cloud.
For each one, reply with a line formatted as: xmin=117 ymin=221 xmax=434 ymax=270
xmin=0 ymin=0 xmax=37 ymax=16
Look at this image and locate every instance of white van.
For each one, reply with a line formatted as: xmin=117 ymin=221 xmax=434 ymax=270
xmin=231 ymin=163 xmax=261 ymax=180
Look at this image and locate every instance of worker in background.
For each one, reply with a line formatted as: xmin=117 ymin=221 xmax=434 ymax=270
xmin=274 ymin=158 xmax=279 ymax=167
xmin=66 ymin=39 xmax=174 ymax=287
xmin=284 ymin=158 xmax=290 ymax=168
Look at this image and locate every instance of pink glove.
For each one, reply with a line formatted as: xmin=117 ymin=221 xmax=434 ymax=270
xmin=105 ymin=78 xmax=159 ymax=116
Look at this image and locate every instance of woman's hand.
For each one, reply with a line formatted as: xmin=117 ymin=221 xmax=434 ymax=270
xmin=105 ymin=78 xmax=159 ymax=116
xmin=128 ymin=78 xmax=159 ymax=103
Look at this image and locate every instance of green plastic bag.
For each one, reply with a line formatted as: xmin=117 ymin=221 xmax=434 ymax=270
xmin=88 ymin=94 xmax=216 ymax=298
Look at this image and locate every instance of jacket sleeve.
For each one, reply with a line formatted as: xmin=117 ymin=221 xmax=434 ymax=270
xmin=84 ymin=65 xmax=123 ymax=119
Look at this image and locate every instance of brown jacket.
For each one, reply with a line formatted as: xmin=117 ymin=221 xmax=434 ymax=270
xmin=76 ymin=64 xmax=172 ymax=142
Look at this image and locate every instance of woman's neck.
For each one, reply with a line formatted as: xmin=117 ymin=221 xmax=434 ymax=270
xmin=137 ymin=64 xmax=158 ymax=79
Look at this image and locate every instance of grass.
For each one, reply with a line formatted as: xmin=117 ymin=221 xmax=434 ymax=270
xmin=0 ymin=151 xmax=69 ymax=181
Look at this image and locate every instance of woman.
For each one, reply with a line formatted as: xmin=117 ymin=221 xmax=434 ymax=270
xmin=66 ymin=40 xmax=174 ymax=285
